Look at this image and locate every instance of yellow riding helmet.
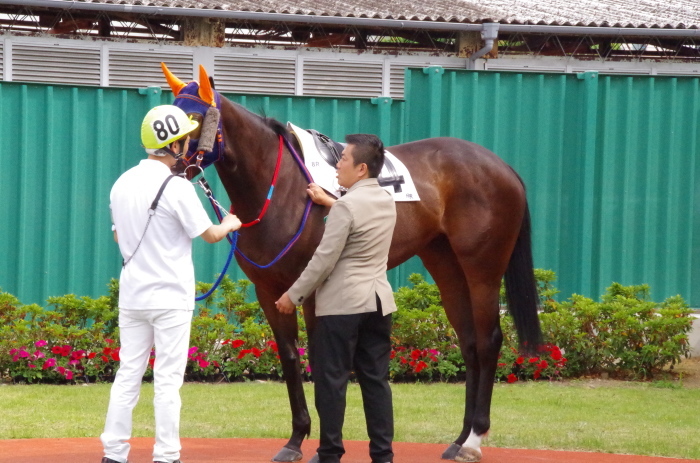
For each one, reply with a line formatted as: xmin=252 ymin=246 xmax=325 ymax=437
xmin=141 ymin=105 xmax=200 ymax=149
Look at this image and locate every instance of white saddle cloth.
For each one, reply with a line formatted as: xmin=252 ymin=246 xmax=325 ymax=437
xmin=287 ymin=122 xmax=420 ymax=202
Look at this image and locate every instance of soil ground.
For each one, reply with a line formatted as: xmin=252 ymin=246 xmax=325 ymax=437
xmin=0 ymin=437 xmax=698 ymax=463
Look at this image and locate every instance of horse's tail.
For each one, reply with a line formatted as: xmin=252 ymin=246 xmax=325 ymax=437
xmin=504 ymin=200 xmax=543 ymax=355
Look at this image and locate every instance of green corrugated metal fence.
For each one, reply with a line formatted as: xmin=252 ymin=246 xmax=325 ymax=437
xmin=0 ymin=82 xmax=424 ymax=306
xmin=405 ymin=67 xmax=700 ymax=306
xmin=2 ymin=69 xmax=699 ymax=307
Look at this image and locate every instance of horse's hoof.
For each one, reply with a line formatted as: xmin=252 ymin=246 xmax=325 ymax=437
xmin=454 ymin=446 xmax=482 ymax=462
xmin=307 ymin=454 xmax=319 ymax=463
xmin=441 ymin=443 xmax=462 ymax=460
xmin=271 ymin=445 xmax=303 ymax=462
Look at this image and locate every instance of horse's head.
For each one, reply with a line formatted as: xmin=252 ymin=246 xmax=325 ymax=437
xmin=161 ymin=62 xmax=224 ymax=177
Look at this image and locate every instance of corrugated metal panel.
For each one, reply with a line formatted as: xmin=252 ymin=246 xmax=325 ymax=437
xmin=304 ymin=59 xmax=383 ymax=98
xmin=12 ymin=43 xmax=101 ymax=86
xmin=110 ymin=50 xmax=193 ymax=88
xmin=405 ymin=68 xmax=700 ymax=306
xmin=389 ymin=61 xmax=463 ymax=99
xmin=0 ymin=83 xmax=409 ymax=305
xmin=214 ymin=54 xmax=296 ymax=95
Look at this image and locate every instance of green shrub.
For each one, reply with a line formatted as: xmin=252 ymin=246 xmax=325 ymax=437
xmin=1 ymin=270 xmax=694 ymax=384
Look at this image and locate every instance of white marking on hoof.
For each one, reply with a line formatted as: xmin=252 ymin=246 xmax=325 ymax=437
xmin=455 ymin=446 xmax=482 ymax=462
xmin=455 ymin=430 xmax=484 ymax=462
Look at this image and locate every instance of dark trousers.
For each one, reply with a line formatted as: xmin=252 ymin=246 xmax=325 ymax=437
xmin=310 ymin=296 xmax=394 ymax=463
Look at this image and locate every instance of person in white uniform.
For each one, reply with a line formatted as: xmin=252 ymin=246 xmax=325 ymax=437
xmin=101 ymin=105 xmax=241 ymax=463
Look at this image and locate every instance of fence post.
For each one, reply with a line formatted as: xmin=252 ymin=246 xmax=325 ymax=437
xmin=423 ymin=66 xmax=445 ymax=138
xmin=138 ymin=86 xmax=163 ymax=109
xmin=370 ymin=96 xmax=393 ymax=145
xmin=577 ymin=70 xmax=600 ymax=297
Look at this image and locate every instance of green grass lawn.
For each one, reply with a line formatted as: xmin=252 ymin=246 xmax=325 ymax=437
xmin=1 ymin=380 xmax=699 ymax=459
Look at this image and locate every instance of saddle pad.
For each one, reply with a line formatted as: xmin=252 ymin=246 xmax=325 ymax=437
xmin=287 ymin=122 xmax=420 ymax=202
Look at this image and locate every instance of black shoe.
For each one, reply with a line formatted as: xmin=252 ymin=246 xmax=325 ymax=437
xmin=154 ymin=460 xmax=182 ymax=463
xmin=101 ymin=458 xmax=128 ymax=463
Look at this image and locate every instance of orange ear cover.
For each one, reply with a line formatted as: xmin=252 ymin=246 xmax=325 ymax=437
xmin=198 ymin=65 xmax=216 ymax=107
xmin=161 ymin=62 xmax=186 ymax=96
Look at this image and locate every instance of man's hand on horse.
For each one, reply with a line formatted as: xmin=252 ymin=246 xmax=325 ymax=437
xmin=275 ymin=292 xmax=297 ymax=314
xmin=307 ymin=183 xmax=336 ymax=207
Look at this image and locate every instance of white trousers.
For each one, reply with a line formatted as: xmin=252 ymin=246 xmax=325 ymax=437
xmin=101 ymin=308 xmax=193 ymax=463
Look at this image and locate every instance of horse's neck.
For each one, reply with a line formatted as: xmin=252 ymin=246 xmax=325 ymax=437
xmin=216 ymin=99 xmax=306 ymax=226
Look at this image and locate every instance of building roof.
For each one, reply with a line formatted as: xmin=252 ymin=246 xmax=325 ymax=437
xmin=68 ymin=0 xmax=700 ymax=29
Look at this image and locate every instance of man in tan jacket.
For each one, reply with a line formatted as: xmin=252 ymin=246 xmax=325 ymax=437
xmin=276 ymin=133 xmax=397 ymax=463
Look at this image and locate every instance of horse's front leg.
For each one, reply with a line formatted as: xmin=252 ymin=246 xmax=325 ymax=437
xmin=257 ymin=289 xmax=311 ymax=462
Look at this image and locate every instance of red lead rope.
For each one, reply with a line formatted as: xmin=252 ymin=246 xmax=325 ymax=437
xmin=235 ymin=135 xmax=285 ymax=228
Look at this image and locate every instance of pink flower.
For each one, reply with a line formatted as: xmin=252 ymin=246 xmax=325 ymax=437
xmin=42 ymin=358 xmax=57 ymax=370
xmin=65 ymin=370 xmax=73 ymax=380
xmin=34 ymin=350 xmax=45 ymax=359
xmin=198 ymin=359 xmax=209 ymax=368
xmin=35 ymin=340 xmax=48 ymax=348
xmin=188 ymin=346 xmax=199 ymax=358
xmin=28 ymin=364 xmax=36 ymax=369
xmin=298 ymin=348 xmax=305 ymax=356
xmin=19 ymin=349 xmax=30 ymax=358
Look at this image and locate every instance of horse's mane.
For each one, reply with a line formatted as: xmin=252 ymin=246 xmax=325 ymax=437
xmin=262 ymin=115 xmax=291 ymax=141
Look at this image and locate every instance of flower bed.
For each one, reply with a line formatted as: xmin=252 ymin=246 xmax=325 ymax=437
xmin=1 ymin=272 xmax=693 ymax=384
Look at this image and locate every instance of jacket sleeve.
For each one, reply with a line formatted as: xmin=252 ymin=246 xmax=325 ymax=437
xmin=287 ymin=200 xmax=352 ymax=305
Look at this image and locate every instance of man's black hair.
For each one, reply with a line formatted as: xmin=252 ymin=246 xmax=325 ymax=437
xmin=345 ymin=133 xmax=384 ymax=178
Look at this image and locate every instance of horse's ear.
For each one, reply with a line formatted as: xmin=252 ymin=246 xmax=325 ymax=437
xmin=161 ymin=62 xmax=186 ymax=96
xmin=198 ymin=65 xmax=216 ymax=107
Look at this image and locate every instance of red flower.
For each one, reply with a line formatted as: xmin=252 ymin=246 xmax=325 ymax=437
xmin=238 ymin=349 xmax=252 ymax=359
xmin=60 ymin=345 xmax=72 ymax=357
xmin=507 ymin=373 xmax=518 ymax=383
xmin=111 ymin=348 xmax=120 ymax=362
xmin=529 ymin=357 xmax=539 ymax=363
xmin=231 ymin=339 xmax=245 ymax=348
xmin=533 ymin=370 xmax=541 ymax=379
xmin=51 ymin=346 xmax=62 ymax=355
xmin=105 ymin=339 xmax=114 ymax=344
xmin=550 ymin=347 xmax=563 ymax=361
xmin=497 ymin=362 xmax=506 ymax=367
xmin=102 ymin=347 xmax=112 ymax=355
xmin=101 ymin=355 xmax=109 ymax=363
xmin=149 ymin=358 xmax=155 ymax=367
xmin=198 ymin=359 xmax=209 ymax=368
xmin=88 ymin=352 xmax=97 ymax=359
xmin=390 ymin=351 xmax=396 ymax=359
xmin=267 ymin=340 xmax=278 ymax=352
xmin=252 ymin=348 xmax=262 ymax=358
xmin=410 ymin=349 xmax=421 ymax=360
xmin=538 ymin=360 xmax=548 ymax=369
xmin=400 ymin=357 xmax=408 ymax=364
xmin=414 ymin=361 xmax=428 ymax=373
xmin=516 ymin=356 xmax=524 ymax=365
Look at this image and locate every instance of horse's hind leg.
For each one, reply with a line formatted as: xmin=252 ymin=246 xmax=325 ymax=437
xmin=257 ymin=288 xmax=310 ymax=462
xmin=418 ymin=237 xmax=502 ymax=462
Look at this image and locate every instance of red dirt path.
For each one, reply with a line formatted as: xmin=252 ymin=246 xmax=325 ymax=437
xmin=0 ymin=438 xmax=697 ymax=463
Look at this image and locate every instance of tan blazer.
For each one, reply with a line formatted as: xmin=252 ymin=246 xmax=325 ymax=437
xmin=288 ymin=178 xmax=397 ymax=316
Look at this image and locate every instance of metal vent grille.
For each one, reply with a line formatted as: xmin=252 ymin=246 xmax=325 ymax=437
xmin=214 ymin=55 xmax=296 ymax=95
xmin=110 ymin=50 xmax=193 ymax=88
xmin=304 ymin=60 xmax=383 ymax=98
xmin=12 ymin=43 xmax=100 ymax=86
xmin=389 ymin=61 xmax=463 ymax=99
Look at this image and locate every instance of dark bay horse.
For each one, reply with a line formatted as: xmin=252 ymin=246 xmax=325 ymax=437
xmin=164 ymin=64 xmax=542 ymax=463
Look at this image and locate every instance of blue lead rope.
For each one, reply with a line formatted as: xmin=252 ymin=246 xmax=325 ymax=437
xmin=195 ymin=230 xmax=238 ymax=301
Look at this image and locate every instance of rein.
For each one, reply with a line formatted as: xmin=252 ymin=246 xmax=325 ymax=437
xmin=236 ymin=135 xmax=284 ymax=228
xmin=200 ymin=133 xmax=315 ymax=269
